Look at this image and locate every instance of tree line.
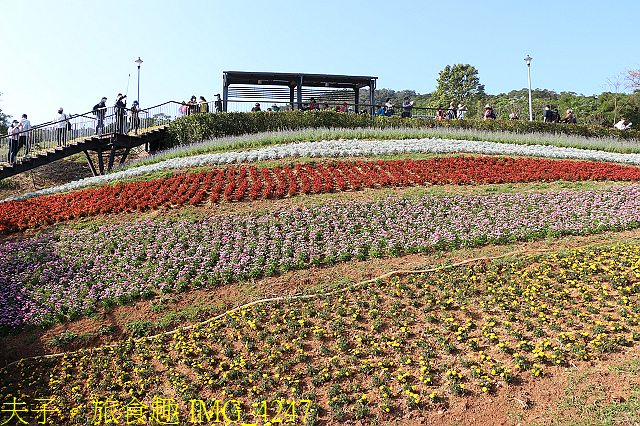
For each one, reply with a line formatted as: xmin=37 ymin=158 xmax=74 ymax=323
xmin=361 ymin=64 xmax=640 ymax=125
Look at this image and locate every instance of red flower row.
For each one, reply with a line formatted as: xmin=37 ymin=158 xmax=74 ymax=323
xmin=2 ymin=155 xmax=640 ymax=233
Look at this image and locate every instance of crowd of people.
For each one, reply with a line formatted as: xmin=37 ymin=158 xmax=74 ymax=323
xmin=7 ymin=91 xmax=636 ymax=165
xmin=178 ymin=94 xmax=223 ymax=118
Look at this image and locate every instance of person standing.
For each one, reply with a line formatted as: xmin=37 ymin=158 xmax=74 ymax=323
xmin=401 ymin=97 xmax=413 ymax=118
xmin=129 ymin=100 xmax=141 ymax=134
xmin=446 ymin=101 xmax=457 ymax=119
xmin=251 ymin=103 xmax=261 ymax=112
xmin=55 ymin=107 xmax=69 ymax=145
xmin=93 ymin=97 xmax=107 ymax=135
xmin=214 ymin=94 xmax=223 ymax=113
xmin=457 ymin=104 xmax=467 ymax=120
xmin=543 ymin=105 xmax=553 ymax=123
xmin=483 ymin=104 xmax=496 ymax=120
xmin=187 ymin=95 xmax=198 ymax=115
xmin=435 ymin=106 xmax=445 ymax=121
xmin=7 ymin=120 xmax=21 ymax=163
xmin=19 ymin=114 xmax=31 ymax=155
xmin=199 ymin=96 xmax=209 ymax=113
xmin=384 ymin=98 xmax=395 ymax=116
xmin=114 ymin=93 xmax=127 ymax=133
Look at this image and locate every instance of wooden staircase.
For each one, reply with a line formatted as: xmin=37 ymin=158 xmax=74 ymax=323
xmin=0 ymin=125 xmax=168 ymax=181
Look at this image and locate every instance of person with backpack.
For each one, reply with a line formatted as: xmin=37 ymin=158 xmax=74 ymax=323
xmin=446 ymin=102 xmax=457 ymax=119
xmin=93 ymin=97 xmax=107 ymax=135
xmin=384 ymin=98 xmax=395 ymax=117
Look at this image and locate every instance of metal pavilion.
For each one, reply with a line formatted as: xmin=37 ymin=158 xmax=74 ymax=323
xmin=222 ymin=71 xmax=377 ymax=113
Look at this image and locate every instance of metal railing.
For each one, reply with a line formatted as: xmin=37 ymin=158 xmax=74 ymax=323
xmin=1 ymin=99 xmax=454 ymax=168
xmin=0 ymin=102 xmax=185 ymax=167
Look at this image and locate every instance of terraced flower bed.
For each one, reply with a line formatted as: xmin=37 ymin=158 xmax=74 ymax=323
xmin=4 ymin=242 xmax=640 ymax=424
xmin=3 ymin=155 xmax=640 ymax=233
xmin=4 ymin=129 xmax=640 ymax=425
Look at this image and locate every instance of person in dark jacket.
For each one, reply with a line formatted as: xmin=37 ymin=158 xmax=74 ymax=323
xmin=93 ymin=97 xmax=107 ymax=135
xmin=114 ymin=93 xmax=127 ymax=133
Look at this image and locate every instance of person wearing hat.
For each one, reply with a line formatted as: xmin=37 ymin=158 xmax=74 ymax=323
xmin=114 ymin=93 xmax=127 ymax=133
xmin=129 ymin=100 xmax=141 ymax=135
xmin=483 ymin=104 xmax=496 ymax=120
xmin=55 ymin=107 xmax=70 ymax=145
xmin=7 ymin=120 xmax=21 ymax=163
xmin=272 ymin=104 xmax=280 ymax=112
xmin=214 ymin=94 xmax=223 ymax=113
xmin=251 ymin=102 xmax=261 ymax=112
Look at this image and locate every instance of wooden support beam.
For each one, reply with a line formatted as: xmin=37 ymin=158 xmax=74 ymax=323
xmin=107 ymin=146 xmax=117 ymax=172
xmin=119 ymin=147 xmax=131 ymax=166
xmin=83 ymin=150 xmax=98 ymax=177
xmin=97 ymin=147 xmax=105 ymax=175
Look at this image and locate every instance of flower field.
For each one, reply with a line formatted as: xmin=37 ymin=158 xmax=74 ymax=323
xmin=3 ymin=155 xmax=640 ymax=233
xmin=3 ymin=131 xmax=640 ymax=425
xmin=3 ymin=242 xmax=640 ymax=424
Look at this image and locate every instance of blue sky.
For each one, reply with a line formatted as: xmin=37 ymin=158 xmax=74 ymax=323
xmin=0 ymin=0 xmax=635 ymax=124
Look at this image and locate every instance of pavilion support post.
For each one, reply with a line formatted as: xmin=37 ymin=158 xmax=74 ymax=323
xmin=370 ymin=79 xmax=376 ymax=119
xmin=83 ymin=150 xmax=98 ymax=177
xmin=290 ymin=86 xmax=295 ymax=109
xmin=354 ymin=87 xmax=360 ymax=112
xmin=222 ymin=74 xmax=229 ymax=112
xmin=297 ymin=76 xmax=303 ymax=110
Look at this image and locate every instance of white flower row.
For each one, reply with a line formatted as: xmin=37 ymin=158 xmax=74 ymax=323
xmin=6 ymin=137 xmax=640 ymax=202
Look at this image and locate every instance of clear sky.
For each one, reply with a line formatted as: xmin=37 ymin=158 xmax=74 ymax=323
xmin=0 ymin=0 xmax=636 ymax=125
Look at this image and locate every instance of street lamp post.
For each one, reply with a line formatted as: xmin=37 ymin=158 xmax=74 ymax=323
xmin=524 ymin=55 xmax=533 ymax=121
xmin=135 ymin=57 xmax=143 ymax=105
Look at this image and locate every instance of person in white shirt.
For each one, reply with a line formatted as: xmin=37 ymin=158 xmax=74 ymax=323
xmin=19 ymin=114 xmax=31 ymax=155
xmin=457 ymin=104 xmax=467 ymax=120
xmin=614 ymin=118 xmax=632 ymax=130
xmin=7 ymin=120 xmax=21 ymax=163
xmin=55 ymin=107 xmax=69 ymax=145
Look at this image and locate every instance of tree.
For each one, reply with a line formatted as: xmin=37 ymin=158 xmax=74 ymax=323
xmin=429 ymin=64 xmax=485 ymax=109
xmin=605 ymin=74 xmax=625 ymax=124
xmin=0 ymin=92 xmax=10 ymax=135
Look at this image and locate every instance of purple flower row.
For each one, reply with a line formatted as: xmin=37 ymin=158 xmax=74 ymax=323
xmin=2 ymin=185 xmax=640 ymax=328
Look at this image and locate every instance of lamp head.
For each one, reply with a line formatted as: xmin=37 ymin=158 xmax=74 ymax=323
xmin=524 ymin=55 xmax=532 ymax=66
